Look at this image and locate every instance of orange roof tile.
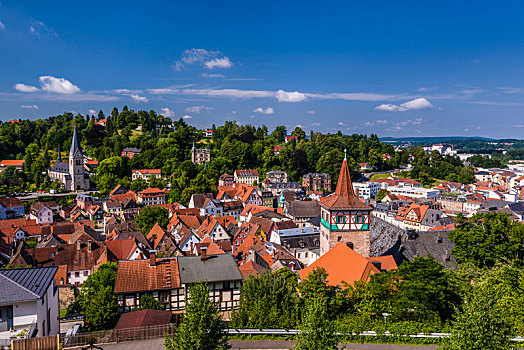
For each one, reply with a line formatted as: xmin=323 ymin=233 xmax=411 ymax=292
xmin=114 ymin=258 xmax=180 ymax=293
xmin=298 ymin=242 xmax=380 ymax=287
xmin=320 ymin=159 xmax=371 ymax=210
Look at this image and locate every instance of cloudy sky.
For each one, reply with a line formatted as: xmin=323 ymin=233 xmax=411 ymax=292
xmin=1 ymin=1 xmax=524 ymax=138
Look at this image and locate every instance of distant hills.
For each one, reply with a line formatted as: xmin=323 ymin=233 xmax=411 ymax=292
xmin=379 ymin=136 xmax=497 ymax=143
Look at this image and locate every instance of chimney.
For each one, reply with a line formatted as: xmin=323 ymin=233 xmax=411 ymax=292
xmin=88 ymin=240 xmax=93 ymax=252
xmin=149 ymin=250 xmax=157 ymax=266
xmin=77 ymin=240 xmax=82 ymax=250
xmin=201 ymin=246 xmax=208 ymax=260
xmin=372 ymin=261 xmax=382 ymax=271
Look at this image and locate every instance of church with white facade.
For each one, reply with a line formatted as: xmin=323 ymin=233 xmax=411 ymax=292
xmin=48 ymin=127 xmax=90 ymax=191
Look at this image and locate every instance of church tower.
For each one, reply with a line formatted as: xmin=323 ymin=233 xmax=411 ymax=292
xmin=319 ymin=152 xmax=372 ymax=257
xmin=69 ymin=127 xmax=86 ymax=191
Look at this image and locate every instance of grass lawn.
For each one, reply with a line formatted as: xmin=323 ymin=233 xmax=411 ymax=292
xmin=370 ymin=173 xmax=392 ymax=180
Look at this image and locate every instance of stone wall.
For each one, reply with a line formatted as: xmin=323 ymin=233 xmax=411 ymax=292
xmin=370 ymin=215 xmax=407 ymax=257
xmin=58 ymin=285 xmax=78 ymax=310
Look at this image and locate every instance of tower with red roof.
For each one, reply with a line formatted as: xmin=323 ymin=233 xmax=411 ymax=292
xmin=319 ymin=151 xmax=372 ymax=257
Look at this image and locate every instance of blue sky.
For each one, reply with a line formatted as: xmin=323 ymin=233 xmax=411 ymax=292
xmin=1 ymin=1 xmax=524 ymax=138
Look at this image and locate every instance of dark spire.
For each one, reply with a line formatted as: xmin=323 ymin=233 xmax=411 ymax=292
xmin=70 ymin=126 xmax=81 ymax=156
xmin=57 ymin=145 xmax=61 ymax=162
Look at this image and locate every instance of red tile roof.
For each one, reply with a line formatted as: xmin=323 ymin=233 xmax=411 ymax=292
xmin=133 ymin=169 xmax=161 ymax=175
xmin=114 ymin=257 xmax=180 ymax=294
xmin=321 ymin=159 xmax=371 ymax=210
xmin=115 ymin=309 xmax=172 ymax=330
xmin=0 ymin=160 xmax=25 ymax=166
xmin=298 ymin=242 xmax=381 ymax=287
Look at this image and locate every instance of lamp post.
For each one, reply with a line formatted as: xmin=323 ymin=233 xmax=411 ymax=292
xmin=382 ymin=312 xmax=389 ymax=326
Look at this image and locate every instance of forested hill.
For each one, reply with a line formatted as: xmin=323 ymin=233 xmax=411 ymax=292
xmin=0 ymin=107 xmax=473 ymax=203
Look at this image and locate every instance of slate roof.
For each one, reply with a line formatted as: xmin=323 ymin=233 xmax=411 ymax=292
xmin=386 ymin=231 xmax=458 ymax=269
xmin=0 ymin=266 xmax=57 ymax=305
xmin=190 ymin=193 xmax=214 ymax=208
xmin=288 ymin=201 xmax=320 ymax=218
xmin=50 ymin=161 xmax=70 ymax=174
xmin=178 ymin=254 xmax=243 ymax=284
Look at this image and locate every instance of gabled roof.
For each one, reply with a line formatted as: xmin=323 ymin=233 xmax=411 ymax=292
xmin=0 ymin=197 xmax=24 ymax=208
xmin=298 ymin=243 xmax=380 ymax=287
xmin=0 ymin=159 xmax=25 ymax=166
xmin=234 ymin=169 xmax=259 ymax=177
xmin=0 ymin=266 xmax=58 ymax=305
xmin=105 ymin=239 xmax=139 ymax=261
xmin=133 ymin=169 xmax=161 ymax=175
xmin=320 ymin=159 xmax=371 ymax=211
xmin=288 ymin=200 xmax=320 ymax=218
xmin=114 ymin=258 xmax=180 ymax=293
xmin=178 ymin=254 xmax=242 ymax=284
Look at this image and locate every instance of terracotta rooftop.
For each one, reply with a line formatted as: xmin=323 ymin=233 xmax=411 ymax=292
xmin=114 ymin=257 xmax=180 ymax=294
xmin=298 ymin=242 xmax=382 ymax=287
xmin=320 ymin=159 xmax=371 ymax=210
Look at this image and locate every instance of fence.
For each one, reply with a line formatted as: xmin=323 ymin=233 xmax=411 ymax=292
xmin=61 ymin=323 xmax=176 ymax=348
xmin=11 ymin=335 xmax=59 ymax=350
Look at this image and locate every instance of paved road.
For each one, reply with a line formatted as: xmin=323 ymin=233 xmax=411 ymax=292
xmin=98 ymin=338 xmax=437 ymax=350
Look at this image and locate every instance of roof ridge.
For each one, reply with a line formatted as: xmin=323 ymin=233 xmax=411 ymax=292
xmin=0 ymin=272 xmax=40 ymax=298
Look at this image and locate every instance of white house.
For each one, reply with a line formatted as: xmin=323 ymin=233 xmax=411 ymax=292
xmin=0 ymin=267 xmax=59 ymax=340
xmin=234 ymin=170 xmax=259 ymax=185
xmin=29 ymin=203 xmax=53 ymax=225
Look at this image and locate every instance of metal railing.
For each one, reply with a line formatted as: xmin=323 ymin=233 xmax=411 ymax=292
xmin=55 ymin=325 xmax=524 ymax=349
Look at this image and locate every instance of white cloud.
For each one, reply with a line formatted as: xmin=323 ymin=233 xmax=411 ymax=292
xmin=201 ymin=73 xmax=225 ymax=78
xmin=130 ymin=94 xmax=148 ymax=102
xmin=385 ymin=118 xmax=424 ymax=132
xmin=417 ymin=87 xmax=437 ymax=92
xmin=182 ymin=88 xmax=274 ymax=99
xmin=30 ymin=26 xmax=35 ymax=34
xmin=276 ymin=90 xmax=306 ymax=103
xmin=376 ymin=119 xmax=388 ymax=124
xmin=14 ymin=83 xmax=39 ymax=92
xmin=375 ymin=98 xmax=434 ymax=112
xmin=0 ymin=21 xmax=5 ymax=30
xmin=364 ymin=121 xmax=375 ymax=127
xmin=312 ymin=122 xmax=321 ymax=127
xmin=253 ymin=107 xmax=274 ymax=115
xmin=160 ymin=107 xmax=175 ymax=117
xmin=174 ymin=48 xmax=233 ymax=71
xmin=185 ymin=105 xmax=213 ymax=113
xmin=307 ymin=110 xmax=316 ymax=115
xmin=204 ymin=57 xmax=233 ymax=69
xmin=337 ymin=122 xmax=345 ymax=126
xmin=88 ymin=109 xmax=97 ymax=114
xmin=114 ymin=89 xmax=143 ymax=94
xmin=21 ymin=104 xmax=39 ymax=109
xmin=39 ymin=76 xmax=80 ymax=94
xmin=296 ymin=124 xmax=305 ymax=128
xmin=182 ymin=115 xmax=192 ymax=119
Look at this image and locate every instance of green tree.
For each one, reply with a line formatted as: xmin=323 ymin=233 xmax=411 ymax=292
xmin=69 ymin=262 xmax=120 ymax=331
xmin=442 ymin=292 xmax=515 ymax=350
xmin=135 ymin=206 xmax=169 ymax=235
xmin=449 ymin=212 xmax=524 ymax=268
xmin=291 ymin=126 xmax=306 ymax=141
xmin=137 ymin=294 xmax=165 ymax=310
xmin=294 ymin=297 xmax=338 ymax=350
xmin=165 ymin=282 xmax=229 ymax=350
xmin=376 ymin=189 xmax=388 ymax=200
xmin=231 ymin=270 xmax=300 ymax=329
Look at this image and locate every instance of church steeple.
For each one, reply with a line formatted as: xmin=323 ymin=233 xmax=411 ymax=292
xmin=70 ymin=126 xmax=82 ymax=157
xmin=57 ymin=145 xmax=62 ymax=162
